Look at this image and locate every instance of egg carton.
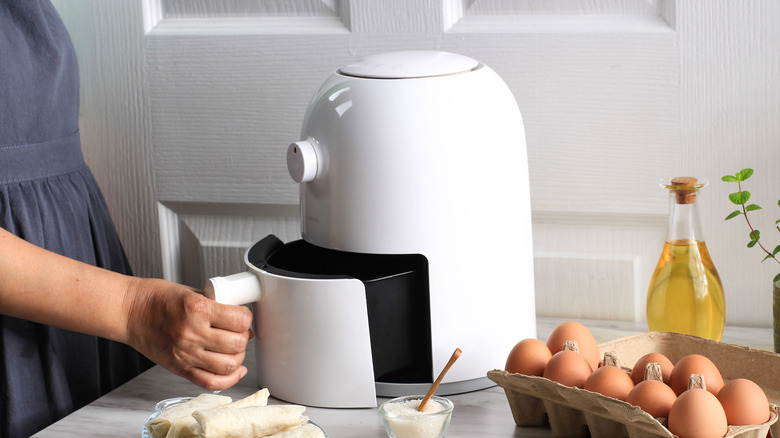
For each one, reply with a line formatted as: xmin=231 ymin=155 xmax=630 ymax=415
xmin=488 ymin=331 xmax=780 ymax=438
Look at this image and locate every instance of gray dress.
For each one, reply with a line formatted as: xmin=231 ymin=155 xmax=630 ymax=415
xmin=0 ymin=1 xmax=153 ymax=436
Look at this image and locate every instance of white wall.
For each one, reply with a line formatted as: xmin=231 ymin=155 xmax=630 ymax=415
xmin=54 ymin=0 xmax=780 ymax=327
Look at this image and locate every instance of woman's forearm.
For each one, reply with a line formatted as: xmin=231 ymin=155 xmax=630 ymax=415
xmin=0 ymin=226 xmax=255 ymax=390
xmin=0 ymin=227 xmax=132 ymax=343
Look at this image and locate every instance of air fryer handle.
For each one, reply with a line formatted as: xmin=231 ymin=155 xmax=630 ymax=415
xmin=203 ymin=234 xmax=285 ymax=305
xmin=204 ymin=271 xmax=261 ymax=305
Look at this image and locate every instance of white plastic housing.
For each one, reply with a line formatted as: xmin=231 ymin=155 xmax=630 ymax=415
xmin=294 ymin=51 xmax=536 ymax=387
xmin=251 ymin=267 xmax=377 ymax=407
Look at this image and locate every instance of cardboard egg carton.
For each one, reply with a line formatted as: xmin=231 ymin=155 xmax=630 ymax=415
xmin=488 ymin=332 xmax=780 ymax=438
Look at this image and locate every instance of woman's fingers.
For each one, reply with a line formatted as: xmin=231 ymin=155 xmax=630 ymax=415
xmin=171 ymin=334 xmax=249 ymax=390
xmin=209 ymin=301 xmax=254 ymax=333
xmin=174 ymin=299 xmax=253 ymax=375
xmin=202 ymin=303 xmax=254 ymax=355
xmin=185 ymin=364 xmax=249 ymax=392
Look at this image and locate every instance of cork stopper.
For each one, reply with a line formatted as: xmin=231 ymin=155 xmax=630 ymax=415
xmin=671 ymin=177 xmax=698 ymax=204
xmin=602 ymin=351 xmax=620 ymax=368
xmin=687 ymin=373 xmax=706 ymax=391
xmin=644 ymin=362 xmax=663 ymax=382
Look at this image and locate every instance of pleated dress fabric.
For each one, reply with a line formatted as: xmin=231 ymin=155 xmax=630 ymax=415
xmin=0 ymin=1 xmax=153 ymax=436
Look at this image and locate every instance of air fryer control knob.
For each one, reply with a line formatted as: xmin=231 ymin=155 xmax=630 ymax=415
xmin=287 ymin=140 xmax=318 ymax=183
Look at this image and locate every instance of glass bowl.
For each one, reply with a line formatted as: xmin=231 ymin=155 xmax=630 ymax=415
xmin=379 ymin=395 xmax=453 ymax=438
xmin=142 ymin=396 xmax=328 ymax=438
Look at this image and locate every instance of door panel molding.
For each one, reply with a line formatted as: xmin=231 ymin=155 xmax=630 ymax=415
xmin=158 ymin=201 xmax=300 ymax=287
xmin=533 ymin=211 xmax=666 ymax=321
xmin=445 ymin=0 xmax=676 ymax=32
xmin=143 ymin=0 xmax=349 ymax=35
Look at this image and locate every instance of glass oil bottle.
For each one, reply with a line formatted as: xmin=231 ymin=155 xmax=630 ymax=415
xmin=646 ymin=177 xmax=726 ymax=340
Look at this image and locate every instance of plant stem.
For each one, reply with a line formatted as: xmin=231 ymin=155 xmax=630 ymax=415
xmin=738 ymin=180 xmax=780 ymax=266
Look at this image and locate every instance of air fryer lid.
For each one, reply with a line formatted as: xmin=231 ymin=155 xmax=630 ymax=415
xmin=338 ymin=50 xmax=481 ymax=79
xmin=249 ymin=235 xmax=433 ymax=384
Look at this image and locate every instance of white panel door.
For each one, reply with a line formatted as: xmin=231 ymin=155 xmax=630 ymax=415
xmin=53 ymin=0 xmax=780 ymax=327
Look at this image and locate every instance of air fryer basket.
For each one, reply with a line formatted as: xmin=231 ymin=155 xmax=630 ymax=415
xmin=249 ymin=235 xmax=433 ymax=384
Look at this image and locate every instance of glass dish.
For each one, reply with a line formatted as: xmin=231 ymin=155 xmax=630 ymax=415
xmin=141 ymin=396 xmax=327 ymax=437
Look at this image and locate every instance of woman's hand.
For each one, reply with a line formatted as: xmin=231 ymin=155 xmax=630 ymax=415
xmin=123 ymin=278 xmax=254 ymax=391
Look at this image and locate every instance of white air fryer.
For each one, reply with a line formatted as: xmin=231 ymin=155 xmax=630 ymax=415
xmin=206 ymin=51 xmax=536 ymax=408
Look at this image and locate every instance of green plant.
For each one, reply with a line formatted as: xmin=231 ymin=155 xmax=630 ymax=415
xmin=722 ymin=168 xmax=780 ymax=283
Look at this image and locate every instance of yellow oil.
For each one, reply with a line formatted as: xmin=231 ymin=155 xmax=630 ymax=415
xmin=646 ymin=240 xmax=725 ymax=341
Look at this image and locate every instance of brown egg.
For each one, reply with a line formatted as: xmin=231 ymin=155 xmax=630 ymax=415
xmin=669 ymin=354 xmax=724 ymax=396
xmin=584 ymin=365 xmax=634 ymax=401
xmin=668 ymin=387 xmax=728 ymax=438
xmin=717 ymin=378 xmax=771 ymax=426
xmin=545 ymin=321 xmax=600 ymax=370
xmin=630 ymin=353 xmax=673 ymax=385
xmin=543 ymin=349 xmax=592 ymax=388
xmin=505 ymin=338 xmax=552 ymax=376
xmin=626 ymin=380 xmax=677 ymax=418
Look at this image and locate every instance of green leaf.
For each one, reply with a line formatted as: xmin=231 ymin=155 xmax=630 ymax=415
xmin=724 ymin=210 xmax=742 ymax=220
xmin=737 ymin=168 xmax=754 ymax=181
xmin=745 ymin=204 xmax=762 ymax=212
xmin=721 ymin=175 xmax=738 ymax=182
xmin=729 ymin=191 xmax=751 ymax=205
xmin=763 ymin=254 xmax=774 ymax=262
xmin=747 ymin=230 xmax=761 ymax=248
xmin=774 ymin=272 xmax=780 ymax=283
xmin=773 ymin=245 xmax=780 ymax=256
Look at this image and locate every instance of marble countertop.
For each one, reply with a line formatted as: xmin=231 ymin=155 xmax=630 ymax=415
xmin=33 ymin=318 xmax=774 ymax=437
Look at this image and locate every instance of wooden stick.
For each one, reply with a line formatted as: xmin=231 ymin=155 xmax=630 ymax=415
xmin=418 ymin=348 xmax=462 ymax=412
